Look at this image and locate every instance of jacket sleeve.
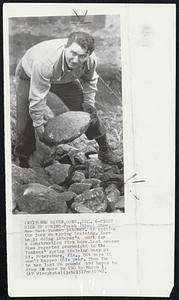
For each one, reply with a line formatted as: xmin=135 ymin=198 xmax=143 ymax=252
xmin=29 ymin=61 xmax=52 ymax=127
xmin=80 ymin=53 xmax=99 ymax=107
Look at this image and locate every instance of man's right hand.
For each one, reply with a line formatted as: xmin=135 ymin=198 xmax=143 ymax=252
xmin=35 ymin=124 xmax=45 ymax=142
xmin=35 ymin=124 xmax=54 ymax=146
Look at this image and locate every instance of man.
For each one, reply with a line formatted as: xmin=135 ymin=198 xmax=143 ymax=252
xmin=14 ymin=31 xmax=121 ymax=168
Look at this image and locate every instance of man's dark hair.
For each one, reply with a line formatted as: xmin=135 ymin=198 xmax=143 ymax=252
xmin=67 ymin=31 xmax=95 ymax=55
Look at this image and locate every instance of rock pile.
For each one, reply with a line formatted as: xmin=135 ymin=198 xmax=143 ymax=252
xmin=13 ymin=141 xmax=124 ymax=214
xmin=12 ymin=107 xmax=124 ymax=214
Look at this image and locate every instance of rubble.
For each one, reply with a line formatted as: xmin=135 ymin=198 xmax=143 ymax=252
xmin=12 ymin=139 xmax=125 ymax=213
xmin=11 ymin=95 xmax=124 ymax=215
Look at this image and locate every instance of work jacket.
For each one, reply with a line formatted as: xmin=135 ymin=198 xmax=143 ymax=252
xmin=20 ymin=38 xmax=99 ymax=127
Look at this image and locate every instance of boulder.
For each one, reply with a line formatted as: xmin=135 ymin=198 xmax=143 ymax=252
xmin=74 ymin=187 xmax=107 ymax=213
xmin=16 ymin=188 xmax=68 ymax=214
xmin=13 ymin=183 xmax=56 ymax=211
xmin=44 ymin=111 xmax=91 ymax=145
xmin=22 ymin=183 xmax=53 ymax=196
xmin=71 ymin=171 xmax=86 ymax=183
xmin=45 ymin=162 xmax=71 ymax=185
xmin=71 ymin=202 xmax=93 ymax=213
xmin=69 ymin=183 xmax=92 ymax=195
xmin=12 ymin=163 xmax=51 ymax=186
xmin=13 ymin=183 xmax=58 ymax=211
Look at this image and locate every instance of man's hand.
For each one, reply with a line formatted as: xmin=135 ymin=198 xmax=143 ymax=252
xmin=35 ymin=124 xmax=54 ymax=146
xmin=82 ymin=102 xmax=98 ymax=125
xmin=35 ymin=124 xmax=45 ymax=142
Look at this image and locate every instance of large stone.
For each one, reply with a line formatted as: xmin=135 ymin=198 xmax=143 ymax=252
xmin=13 ymin=183 xmax=60 ymax=211
xmin=71 ymin=202 xmax=93 ymax=213
xmin=74 ymin=187 xmax=107 ymax=213
xmin=12 ymin=164 xmax=51 ymax=186
xmin=45 ymin=162 xmax=71 ymax=185
xmin=44 ymin=111 xmax=91 ymax=145
xmin=22 ymin=183 xmax=53 ymax=196
xmin=16 ymin=185 xmax=68 ymax=214
xmin=69 ymin=183 xmax=92 ymax=195
xmin=13 ymin=183 xmax=56 ymax=210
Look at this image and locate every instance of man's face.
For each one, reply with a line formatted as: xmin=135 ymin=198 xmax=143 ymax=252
xmin=64 ymin=42 xmax=89 ymax=69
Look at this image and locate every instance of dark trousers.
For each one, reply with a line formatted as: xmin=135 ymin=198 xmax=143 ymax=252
xmin=14 ymin=63 xmax=106 ymax=159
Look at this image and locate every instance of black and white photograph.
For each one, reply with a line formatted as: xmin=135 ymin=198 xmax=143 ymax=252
xmin=3 ymin=3 xmax=175 ymax=297
xmin=10 ymin=14 xmax=124 ymax=214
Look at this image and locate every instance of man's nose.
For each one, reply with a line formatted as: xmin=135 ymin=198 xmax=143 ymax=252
xmin=72 ymin=55 xmax=79 ymax=63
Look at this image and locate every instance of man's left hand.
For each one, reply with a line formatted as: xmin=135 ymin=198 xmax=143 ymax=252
xmin=35 ymin=124 xmax=53 ymax=146
xmin=82 ymin=103 xmax=98 ymax=125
